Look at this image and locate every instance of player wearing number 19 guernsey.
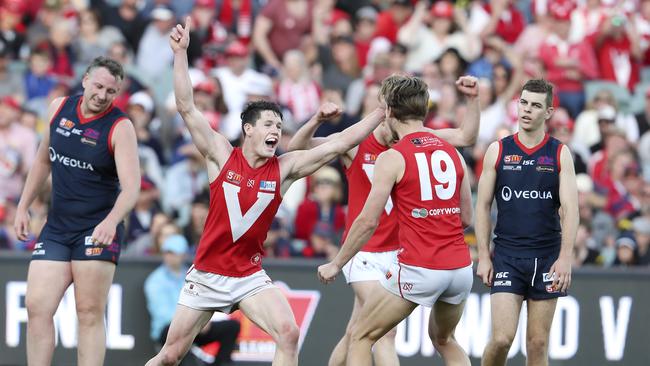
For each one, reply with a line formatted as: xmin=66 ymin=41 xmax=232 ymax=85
xmin=318 ymin=75 xmax=475 ymax=366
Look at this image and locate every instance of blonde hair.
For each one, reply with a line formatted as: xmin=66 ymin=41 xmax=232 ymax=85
xmin=380 ymin=75 xmax=429 ymax=121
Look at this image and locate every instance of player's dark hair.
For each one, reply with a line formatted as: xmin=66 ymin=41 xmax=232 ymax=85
xmin=85 ymin=56 xmax=124 ymax=82
xmin=240 ymin=100 xmax=283 ymax=137
xmin=522 ymin=79 xmax=553 ymax=108
xmin=380 ymin=75 xmax=428 ymax=122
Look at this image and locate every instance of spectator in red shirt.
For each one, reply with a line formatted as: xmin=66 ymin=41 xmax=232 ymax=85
xmin=479 ymin=0 xmax=526 ymax=44
xmin=590 ymin=12 xmax=643 ymax=90
xmin=374 ymin=0 xmax=413 ymax=44
xmin=539 ymin=2 xmax=599 ymax=118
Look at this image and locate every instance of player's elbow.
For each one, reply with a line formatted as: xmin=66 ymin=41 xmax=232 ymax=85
xmin=461 ymin=210 xmax=473 ymax=229
xmin=357 ymin=215 xmax=379 ymax=234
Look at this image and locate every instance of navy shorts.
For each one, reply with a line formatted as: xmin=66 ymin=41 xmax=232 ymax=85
xmin=490 ymin=253 xmax=566 ymax=300
xmin=32 ymin=223 xmax=124 ymax=264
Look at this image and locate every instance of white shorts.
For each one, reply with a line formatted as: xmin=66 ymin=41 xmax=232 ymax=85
xmin=342 ymin=250 xmax=398 ymax=284
xmin=380 ymin=261 xmax=473 ymax=307
xmin=178 ymin=266 xmax=276 ymax=314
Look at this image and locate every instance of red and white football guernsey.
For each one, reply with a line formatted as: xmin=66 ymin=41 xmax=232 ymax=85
xmin=194 ymin=148 xmax=282 ymax=277
xmin=342 ymin=133 xmax=400 ymax=252
xmin=392 ymin=131 xmax=470 ymax=270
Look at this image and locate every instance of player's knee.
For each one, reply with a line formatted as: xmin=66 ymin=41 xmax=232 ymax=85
xmin=490 ymin=334 xmax=515 ymax=352
xmin=383 ymin=327 xmax=397 ymax=340
xmin=75 ymin=301 xmax=105 ymax=326
xmin=25 ymin=296 xmax=53 ymax=320
xmin=431 ymin=333 xmax=452 ymax=348
xmin=276 ymin=321 xmax=300 ymax=349
xmin=526 ymin=336 xmax=548 ymax=357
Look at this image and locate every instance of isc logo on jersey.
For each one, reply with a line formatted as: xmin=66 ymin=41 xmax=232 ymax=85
xmin=501 ymin=186 xmax=552 ymax=202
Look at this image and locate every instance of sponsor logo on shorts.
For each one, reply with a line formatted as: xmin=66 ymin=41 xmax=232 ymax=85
xmin=251 ymin=253 xmax=262 ymax=265
xmin=504 ymin=155 xmax=522 ymax=164
xmin=494 ymin=280 xmax=512 ymax=286
xmin=33 ymin=242 xmax=44 ymax=256
xmin=85 ymin=247 xmax=103 ymax=256
xmin=411 ymin=207 xmax=460 ymax=218
xmin=183 ymin=283 xmax=199 ymax=297
xmin=495 ymin=271 xmax=509 ymax=279
xmin=226 ymin=170 xmax=243 ymax=185
xmin=542 ymin=272 xmax=554 ymax=282
xmin=259 ymin=180 xmax=276 ymax=192
xmin=401 ymin=282 xmax=414 ymax=292
xmin=546 ymin=284 xmax=559 ymax=293
xmin=85 ymin=236 xmax=94 ymax=246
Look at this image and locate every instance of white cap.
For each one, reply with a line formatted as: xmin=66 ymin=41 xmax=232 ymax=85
xmin=597 ymin=105 xmax=616 ymax=121
xmin=151 ymin=6 xmax=174 ymax=21
xmin=128 ymin=91 xmax=154 ymax=113
xmin=245 ymin=73 xmax=273 ymax=97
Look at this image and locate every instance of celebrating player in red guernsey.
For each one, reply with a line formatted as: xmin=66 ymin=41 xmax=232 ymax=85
xmin=147 ymin=18 xmax=387 ymax=366
xmin=319 ymin=75 xmax=476 ymax=366
xmin=289 ymin=78 xmax=479 ymax=365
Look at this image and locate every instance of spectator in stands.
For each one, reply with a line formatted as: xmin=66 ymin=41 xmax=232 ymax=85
xmin=353 ymin=6 xmax=379 ymax=69
xmin=473 ymin=0 xmax=525 ymax=44
xmin=0 ymin=96 xmax=37 ymax=202
xmin=90 ymin=0 xmax=147 ymax=52
xmin=573 ymin=224 xmax=601 ymax=267
xmin=278 ymin=49 xmax=321 ymax=125
xmin=374 ymin=0 xmax=413 ymax=44
xmin=24 ymin=48 xmax=57 ymax=101
xmin=74 ymin=8 xmax=124 ymax=69
xmin=144 ymin=234 xmax=240 ymax=366
xmin=184 ymin=192 xmax=209 ymax=249
xmin=591 ymin=11 xmax=642 ymax=90
xmin=0 ymin=0 xmax=26 ymax=58
xmin=633 ymin=216 xmax=650 ymax=265
xmin=398 ymin=1 xmax=480 ymax=73
xmin=253 ymin=0 xmax=313 ymax=73
xmin=124 ymin=212 xmax=171 ymax=257
xmin=294 ymin=166 xmax=345 ymax=257
xmin=0 ymin=45 xmax=24 ymax=97
xmin=136 ymin=5 xmax=176 ymax=80
xmin=603 ymin=150 xmax=641 ymax=220
xmin=128 ymin=91 xmax=165 ymax=185
xmin=43 ymin=18 xmax=76 ymax=82
xmin=317 ymin=34 xmax=361 ymax=97
xmin=614 ymin=232 xmax=637 ymax=266
xmin=548 ymin=107 xmax=588 ymax=174
xmin=539 ymin=2 xmax=599 ymax=119
xmin=126 ymin=177 xmax=161 ymax=245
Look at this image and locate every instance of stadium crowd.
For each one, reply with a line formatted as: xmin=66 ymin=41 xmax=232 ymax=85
xmin=0 ymin=0 xmax=649 ymax=268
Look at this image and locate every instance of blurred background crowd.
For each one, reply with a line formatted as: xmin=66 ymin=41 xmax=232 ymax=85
xmin=0 ymin=0 xmax=649 ymax=269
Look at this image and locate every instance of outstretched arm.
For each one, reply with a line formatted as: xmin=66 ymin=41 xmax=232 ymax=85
xmin=317 ymin=150 xmax=402 ymax=283
xmin=170 ymin=17 xmax=232 ymax=169
xmin=428 ymin=75 xmax=480 ymax=147
xmin=286 ymin=102 xmax=356 ymax=166
xmin=279 ymin=107 xmax=385 ymax=191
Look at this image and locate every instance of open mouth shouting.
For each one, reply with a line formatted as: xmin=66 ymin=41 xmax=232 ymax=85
xmin=264 ymin=136 xmax=279 ymax=149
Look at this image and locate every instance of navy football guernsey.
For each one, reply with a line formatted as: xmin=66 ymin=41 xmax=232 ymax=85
xmin=493 ymin=133 xmax=563 ymax=258
xmin=47 ymin=95 xmax=127 ymax=232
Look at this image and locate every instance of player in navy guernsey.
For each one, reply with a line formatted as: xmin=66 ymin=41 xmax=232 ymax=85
xmin=14 ymin=57 xmax=140 ymax=366
xmin=476 ymin=79 xmax=578 ymax=366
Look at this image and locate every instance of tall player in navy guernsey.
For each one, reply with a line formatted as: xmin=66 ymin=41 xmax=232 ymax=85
xmin=319 ymin=75 xmax=475 ymax=366
xmin=147 ymin=18 xmax=387 ymax=366
xmin=288 ymin=77 xmax=479 ymax=366
xmin=13 ymin=57 xmax=140 ymax=366
xmin=476 ymin=79 xmax=578 ymax=366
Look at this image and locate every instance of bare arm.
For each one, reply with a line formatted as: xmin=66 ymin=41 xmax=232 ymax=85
xmin=318 ymin=150 xmax=402 ymax=283
xmin=479 ymin=0 xmax=508 ymax=39
xmin=286 ymin=102 xmax=356 ymax=166
xmin=14 ymin=98 xmax=64 ymax=240
xmin=252 ymin=15 xmax=282 ymax=69
xmin=431 ymin=76 xmax=480 ymax=147
xmin=105 ymin=121 xmax=141 ymax=226
xmin=551 ymin=145 xmax=579 ymax=292
xmin=397 ymin=0 xmax=427 ymax=47
xmin=171 ymin=17 xmax=232 ymax=170
xmin=280 ymin=107 xmax=385 ymax=190
xmin=457 ymin=150 xmax=473 ymax=228
xmin=475 ymin=141 xmax=499 ymax=286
